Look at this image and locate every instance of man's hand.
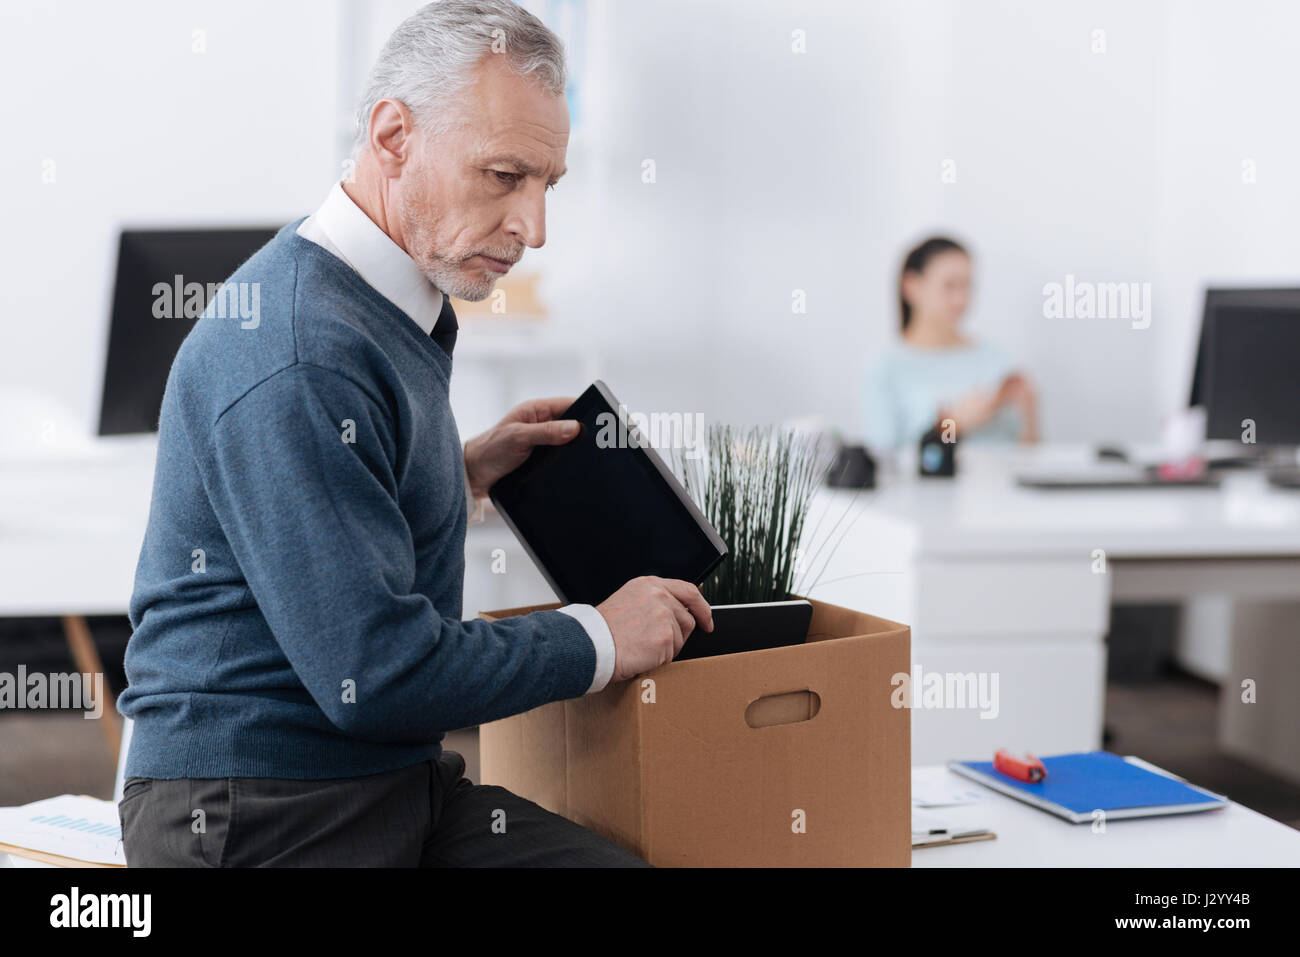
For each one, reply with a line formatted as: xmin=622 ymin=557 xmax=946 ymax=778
xmin=596 ymin=577 xmax=714 ymax=682
xmin=463 ymin=396 xmax=581 ymax=500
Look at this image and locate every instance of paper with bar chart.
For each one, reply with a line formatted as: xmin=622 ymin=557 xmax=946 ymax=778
xmin=0 ymin=794 xmax=126 ymax=865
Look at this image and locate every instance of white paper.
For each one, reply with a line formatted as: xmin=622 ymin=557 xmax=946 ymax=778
xmin=912 ymin=805 xmax=994 ymax=844
xmin=911 ymin=808 xmax=954 ymax=837
xmin=911 ymin=766 xmax=987 ymax=807
xmin=0 ymin=794 xmax=125 ymax=866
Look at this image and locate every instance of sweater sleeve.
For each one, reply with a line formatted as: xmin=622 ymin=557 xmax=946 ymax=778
xmin=200 ymin=362 xmax=596 ymax=743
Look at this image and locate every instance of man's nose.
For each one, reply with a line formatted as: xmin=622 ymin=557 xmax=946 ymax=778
xmin=503 ymin=187 xmax=547 ymax=249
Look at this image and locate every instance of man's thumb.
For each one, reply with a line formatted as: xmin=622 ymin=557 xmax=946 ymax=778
xmin=538 ymin=419 xmax=580 ymax=444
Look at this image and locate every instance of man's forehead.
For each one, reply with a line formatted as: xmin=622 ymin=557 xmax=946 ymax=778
xmin=468 ymin=116 xmax=569 ymax=181
xmin=460 ymin=56 xmax=569 ymax=174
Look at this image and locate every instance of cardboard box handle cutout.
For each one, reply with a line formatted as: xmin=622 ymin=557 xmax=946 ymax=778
xmin=745 ymin=689 xmax=821 ymax=728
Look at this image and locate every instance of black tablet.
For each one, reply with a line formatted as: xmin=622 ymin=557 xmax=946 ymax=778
xmin=489 ymin=381 xmax=728 ymax=606
xmin=674 ymin=600 xmax=813 ymax=661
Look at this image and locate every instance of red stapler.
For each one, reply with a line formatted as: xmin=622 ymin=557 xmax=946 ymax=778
xmin=994 ymin=749 xmax=1047 ymax=783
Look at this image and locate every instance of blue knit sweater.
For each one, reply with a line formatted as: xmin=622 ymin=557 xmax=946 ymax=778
xmin=118 ymin=222 xmax=596 ymax=779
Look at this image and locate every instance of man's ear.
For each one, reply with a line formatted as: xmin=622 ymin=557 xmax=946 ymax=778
xmin=367 ymin=98 xmax=416 ymax=178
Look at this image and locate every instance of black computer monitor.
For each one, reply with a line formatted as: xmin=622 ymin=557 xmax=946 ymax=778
xmin=1190 ymin=288 xmax=1300 ymax=444
xmin=97 ymin=227 xmax=279 ymax=435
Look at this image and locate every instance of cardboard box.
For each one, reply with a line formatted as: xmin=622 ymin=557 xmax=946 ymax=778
xmin=478 ymin=597 xmax=910 ymax=867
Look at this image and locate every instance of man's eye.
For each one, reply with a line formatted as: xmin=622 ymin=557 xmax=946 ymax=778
xmin=492 ymin=170 xmax=519 ymax=185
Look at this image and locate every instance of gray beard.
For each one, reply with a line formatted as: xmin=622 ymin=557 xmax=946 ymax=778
xmin=414 ymin=252 xmax=496 ymax=302
xmin=398 ymin=190 xmax=498 ymax=303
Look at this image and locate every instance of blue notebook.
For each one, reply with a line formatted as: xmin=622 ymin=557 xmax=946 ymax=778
xmin=947 ymin=751 xmax=1227 ymax=824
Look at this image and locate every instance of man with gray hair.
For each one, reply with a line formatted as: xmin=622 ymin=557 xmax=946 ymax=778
xmin=117 ymin=0 xmax=711 ymax=867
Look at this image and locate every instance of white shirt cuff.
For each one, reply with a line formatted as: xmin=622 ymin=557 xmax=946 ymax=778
xmin=462 ymin=453 xmax=485 ymax=525
xmin=557 ymin=604 xmax=615 ymax=694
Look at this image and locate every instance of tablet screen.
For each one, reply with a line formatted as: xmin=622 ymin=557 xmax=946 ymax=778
xmin=489 ymin=382 xmax=727 ymax=605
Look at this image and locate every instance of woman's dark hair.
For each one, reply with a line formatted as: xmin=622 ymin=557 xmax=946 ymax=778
xmin=898 ymin=236 xmax=969 ymax=331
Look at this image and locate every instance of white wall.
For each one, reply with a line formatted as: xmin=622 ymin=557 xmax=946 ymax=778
xmin=0 ymin=0 xmax=344 ymax=431
xmin=535 ymin=0 xmax=1174 ymax=442
xmin=1154 ymin=0 xmax=1300 ymax=420
xmin=929 ymin=0 xmax=1167 ymax=442
xmin=527 ymin=0 xmax=1300 ymax=443
xmin=6 ymin=0 xmax=1299 ymax=445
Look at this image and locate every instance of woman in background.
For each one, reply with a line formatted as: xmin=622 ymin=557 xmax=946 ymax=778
xmin=862 ymin=236 xmax=1039 ymax=450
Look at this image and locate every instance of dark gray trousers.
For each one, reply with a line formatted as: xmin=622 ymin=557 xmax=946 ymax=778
xmin=118 ymin=750 xmax=650 ymax=867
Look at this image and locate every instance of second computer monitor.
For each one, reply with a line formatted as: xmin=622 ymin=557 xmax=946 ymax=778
xmin=1193 ymin=288 xmax=1300 ymax=445
xmin=98 ymin=227 xmax=280 ymax=435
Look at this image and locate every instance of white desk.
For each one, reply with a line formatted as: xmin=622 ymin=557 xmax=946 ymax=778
xmin=0 ymin=853 xmax=56 ymax=868
xmin=801 ymin=446 xmax=1300 ymax=777
xmin=0 ymin=435 xmax=158 ymax=760
xmin=8 ymin=763 xmax=1292 ymax=868
xmin=7 ymin=428 xmax=1299 ymax=790
xmin=911 ymin=765 xmax=1300 ymax=866
xmin=0 ymin=439 xmax=156 ymax=617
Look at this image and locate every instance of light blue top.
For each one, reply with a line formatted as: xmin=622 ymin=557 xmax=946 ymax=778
xmin=861 ymin=340 xmax=1022 ymax=450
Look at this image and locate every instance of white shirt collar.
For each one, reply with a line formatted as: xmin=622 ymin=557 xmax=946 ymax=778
xmin=296 ymin=181 xmax=446 ymax=335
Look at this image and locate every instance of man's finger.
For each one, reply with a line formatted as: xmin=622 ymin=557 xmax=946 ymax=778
xmin=514 ymin=419 xmax=581 ymax=447
xmin=661 ymin=579 xmax=713 ymax=632
xmin=506 ymin=419 xmax=580 ymax=450
xmin=517 ymin=396 xmax=576 ymax=422
xmin=666 ymin=612 xmax=685 ymax=663
xmin=667 ymin=596 xmax=696 ymax=647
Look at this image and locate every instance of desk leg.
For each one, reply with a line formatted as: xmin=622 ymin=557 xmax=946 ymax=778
xmin=60 ymin=615 xmax=121 ymax=763
xmin=1219 ymin=600 xmax=1300 ymax=787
